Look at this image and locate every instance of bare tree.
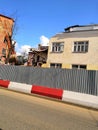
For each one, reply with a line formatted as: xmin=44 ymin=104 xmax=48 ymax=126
xmin=6 ymin=11 xmax=19 ymax=63
xmin=10 ymin=11 xmax=19 ymax=40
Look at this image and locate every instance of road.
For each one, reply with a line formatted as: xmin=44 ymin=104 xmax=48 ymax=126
xmin=0 ymin=88 xmax=98 ymax=130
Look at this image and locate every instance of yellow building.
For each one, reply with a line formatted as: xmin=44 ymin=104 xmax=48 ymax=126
xmin=46 ymin=24 xmax=98 ymax=70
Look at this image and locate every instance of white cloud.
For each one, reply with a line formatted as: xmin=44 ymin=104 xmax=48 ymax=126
xmin=40 ymin=35 xmax=49 ymax=46
xmin=15 ymin=35 xmax=49 ymax=55
xmin=20 ymin=45 xmax=31 ymax=54
xmin=15 ymin=43 xmax=31 ymax=56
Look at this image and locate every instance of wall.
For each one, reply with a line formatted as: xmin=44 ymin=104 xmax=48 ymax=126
xmin=0 ymin=65 xmax=98 ymax=96
xmin=47 ymin=30 xmax=98 ymax=70
xmin=0 ymin=15 xmax=14 ymax=57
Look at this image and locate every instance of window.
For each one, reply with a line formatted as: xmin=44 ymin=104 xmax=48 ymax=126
xmin=50 ymin=63 xmax=62 ymax=68
xmin=52 ymin=42 xmax=64 ymax=52
xmin=72 ymin=64 xmax=87 ymax=69
xmin=2 ymin=48 xmax=6 ymax=55
xmin=73 ymin=41 xmax=89 ymax=53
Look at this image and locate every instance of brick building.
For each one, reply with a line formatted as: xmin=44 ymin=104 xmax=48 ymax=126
xmin=0 ymin=14 xmax=15 ymax=63
xmin=28 ymin=44 xmax=48 ymax=67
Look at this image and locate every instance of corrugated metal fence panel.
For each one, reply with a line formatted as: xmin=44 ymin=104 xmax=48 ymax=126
xmin=95 ymin=71 xmax=98 ymax=96
xmin=0 ymin=65 xmax=98 ymax=96
xmin=87 ymin=70 xmax=96 ymax=95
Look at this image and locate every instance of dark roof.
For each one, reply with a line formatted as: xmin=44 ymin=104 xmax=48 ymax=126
xmin=65 ymin=25 xmax=80 ymax=31
xmin=39 ymin=46 xmax=48 ymax=50
xmin=0 ymin=14 xmax=14 ymax=22
xmin=64 ymin=24 xmax=98 ymax=32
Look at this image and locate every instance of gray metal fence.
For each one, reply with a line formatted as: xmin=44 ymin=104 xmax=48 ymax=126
xmin=0 ymin=65 xmax=98 ymax=96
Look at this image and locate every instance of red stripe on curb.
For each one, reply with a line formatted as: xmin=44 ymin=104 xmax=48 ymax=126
xmin=31 ymin=85 xmax=63 ymax=99
xmin=0 ymin=80 xmax=10 ymax=88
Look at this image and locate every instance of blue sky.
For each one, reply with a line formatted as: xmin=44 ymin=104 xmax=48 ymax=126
xmin=0 ymin=0 xmax=98 ymax=54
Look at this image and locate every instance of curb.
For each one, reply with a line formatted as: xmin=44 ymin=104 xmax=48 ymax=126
xmin=0 ymin=79 xmax=98 ymax=109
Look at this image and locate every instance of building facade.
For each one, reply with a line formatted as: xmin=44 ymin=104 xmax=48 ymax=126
xmin=0 ymin=14 xmax=15 ymax=63
xmin=28 ymin=44 xmax=48 ymax=67
xmin=46 ymin=24 xmax=98 ymax=70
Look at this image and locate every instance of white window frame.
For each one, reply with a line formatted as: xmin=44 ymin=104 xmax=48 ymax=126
xmin=50 ymin=63 xmax=62 ymax=68
xmin=72 ymin=64 xmax=87 ymax=69
xmin=51 ymin=42 xmax=64 ymax=53
xmin=72 ymin=41 xmax=89 ymax=53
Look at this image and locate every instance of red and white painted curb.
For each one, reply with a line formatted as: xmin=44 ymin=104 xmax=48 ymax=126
xmin=0 ymin=79 xmax=98 ymax=109
xmin=0 ymin=80 xmax=63 ymax=99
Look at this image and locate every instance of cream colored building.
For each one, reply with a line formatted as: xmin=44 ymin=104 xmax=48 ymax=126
xmin=46 ymin=24 xmax=98 ymax=70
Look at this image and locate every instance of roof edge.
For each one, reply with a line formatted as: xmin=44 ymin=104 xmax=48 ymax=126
xmin=64 ymin=24 xmax=98 ymax=31
xmin=0 ymin=14 xmax=14 ymax=22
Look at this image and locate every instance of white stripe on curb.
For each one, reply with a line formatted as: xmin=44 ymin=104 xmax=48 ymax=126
xmin=62 ymin=90 xmax=98 ymax=109
xmin=8 ymin=82 xmax=32 ymax=94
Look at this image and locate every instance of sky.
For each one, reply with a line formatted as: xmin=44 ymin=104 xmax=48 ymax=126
xmin=0 ymin=0 xmax=98 ymax=55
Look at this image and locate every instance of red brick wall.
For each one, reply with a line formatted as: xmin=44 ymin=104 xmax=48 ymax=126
xmin=0 ymin=15 xmax=14 ymax=58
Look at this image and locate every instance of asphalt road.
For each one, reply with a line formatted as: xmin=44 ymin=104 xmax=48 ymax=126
xmin=0 ymin=88 xmax=98 ymax=130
